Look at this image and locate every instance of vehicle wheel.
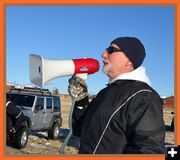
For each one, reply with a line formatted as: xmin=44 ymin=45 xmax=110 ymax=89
xmin=14 ymin=126 xmax=29 ymax=149
xmin=48 ymin=123 xmax=60 ymax=140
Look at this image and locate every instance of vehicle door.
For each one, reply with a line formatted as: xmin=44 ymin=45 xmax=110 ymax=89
xmin=44 ymin=97 xmax=53 ymax=129
xmin=32 ymin=97 xmax=46 ymax=130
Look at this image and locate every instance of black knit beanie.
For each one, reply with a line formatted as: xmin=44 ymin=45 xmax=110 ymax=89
xmin=110 ymin=37 xmax=146 ymax=69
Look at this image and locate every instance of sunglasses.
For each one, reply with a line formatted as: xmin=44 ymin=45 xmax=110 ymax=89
xmin=106 ymin=46 xmax=123 ymax=54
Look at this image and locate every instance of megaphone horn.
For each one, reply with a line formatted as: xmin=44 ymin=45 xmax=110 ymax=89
xmin=29 ymin=54 xmax=100 ymax=87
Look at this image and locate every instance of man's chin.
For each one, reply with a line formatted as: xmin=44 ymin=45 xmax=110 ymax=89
xmin=102 ymin=65 xmax=110 ymax=75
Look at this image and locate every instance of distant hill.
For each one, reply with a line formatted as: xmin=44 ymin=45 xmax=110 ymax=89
xmin=6 ymin=83 xmax=174 ymax=109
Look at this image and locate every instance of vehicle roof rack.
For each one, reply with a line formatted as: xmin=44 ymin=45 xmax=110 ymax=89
xmin=8 ymin=87 xmax=52 ymax=96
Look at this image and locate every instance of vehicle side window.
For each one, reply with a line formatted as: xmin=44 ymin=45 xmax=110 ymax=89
xmin=54 ymin=97 xmax=60 ymax=112
xmin=46 ymin=98 xmax=52 ymax=109
xmin=35 ymin=98 xmax=44 ymax=111
xmin=24 ymin=96 xmax=35 ymax=107
xmin=6 ymin=94 xmax=35 ymax=108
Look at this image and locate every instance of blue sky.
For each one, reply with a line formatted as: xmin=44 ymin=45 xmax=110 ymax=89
xmin=6 ymin=6 xmax=174 ymax=96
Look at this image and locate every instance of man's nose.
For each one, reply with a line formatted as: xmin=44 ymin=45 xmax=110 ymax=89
xmin=101 ymin=51 xmax=108 ymax=59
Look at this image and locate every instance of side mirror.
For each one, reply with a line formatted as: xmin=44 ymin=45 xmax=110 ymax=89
xmin=34 ymin=105 xmax=42 ymax=113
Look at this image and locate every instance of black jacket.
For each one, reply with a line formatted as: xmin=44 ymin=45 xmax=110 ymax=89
xmin=72 ymin=80 xmax=165 ymax=154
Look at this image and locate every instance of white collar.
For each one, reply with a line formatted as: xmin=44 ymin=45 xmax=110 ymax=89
xmin=109 ymin=66 xmax=151 ymax=86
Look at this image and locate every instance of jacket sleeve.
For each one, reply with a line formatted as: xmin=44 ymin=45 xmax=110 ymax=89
xmin=123 ymin=91 xmax=166 ymax=154
xmin=72 ymin=96 xmax=89 ymax=137
xmin=6 ymin=101 xmax=25 ymax=131
xmin=6 ymin=101 xmax=21 ymax=119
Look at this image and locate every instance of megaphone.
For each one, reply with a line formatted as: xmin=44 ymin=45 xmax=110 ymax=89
xmin=29 ymin=54 xmax=100 ymax=87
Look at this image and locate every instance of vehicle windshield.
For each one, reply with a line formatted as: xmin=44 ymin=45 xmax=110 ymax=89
xmin=6 ymin=93 xmax=35 ymax=108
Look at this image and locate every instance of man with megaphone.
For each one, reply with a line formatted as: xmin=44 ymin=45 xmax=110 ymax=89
xmin=68 ymin=37 xmax=165 ymax=154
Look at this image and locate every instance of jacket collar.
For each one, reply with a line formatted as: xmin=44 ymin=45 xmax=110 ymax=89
xmin=108 ymin=66 xmax=151 ymax=86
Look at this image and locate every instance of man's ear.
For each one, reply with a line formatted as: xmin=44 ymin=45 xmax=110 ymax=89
xmin=126 ymin=60 xmax=134 ymax=71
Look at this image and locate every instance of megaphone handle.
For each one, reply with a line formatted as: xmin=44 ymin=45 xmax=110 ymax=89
xmin=59 ymin=97 xmax=76 ymax=154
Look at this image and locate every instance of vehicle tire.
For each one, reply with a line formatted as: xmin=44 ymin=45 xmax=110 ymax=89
xmin=48 ymin=122 xmax=60 ymax=140
xmin=14 ymin=126 xmax=29 ymax=149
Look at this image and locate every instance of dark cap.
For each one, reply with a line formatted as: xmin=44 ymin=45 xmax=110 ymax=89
xmin=110 ymin=37 xmax=146 ymax=69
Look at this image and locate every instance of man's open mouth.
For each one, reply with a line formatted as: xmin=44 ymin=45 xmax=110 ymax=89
xmin=103 ymin=61 xmax=109 ymax=65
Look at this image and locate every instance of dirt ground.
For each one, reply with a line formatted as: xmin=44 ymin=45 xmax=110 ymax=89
xmin=5 ymin=96 xmax=175 ymax=155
